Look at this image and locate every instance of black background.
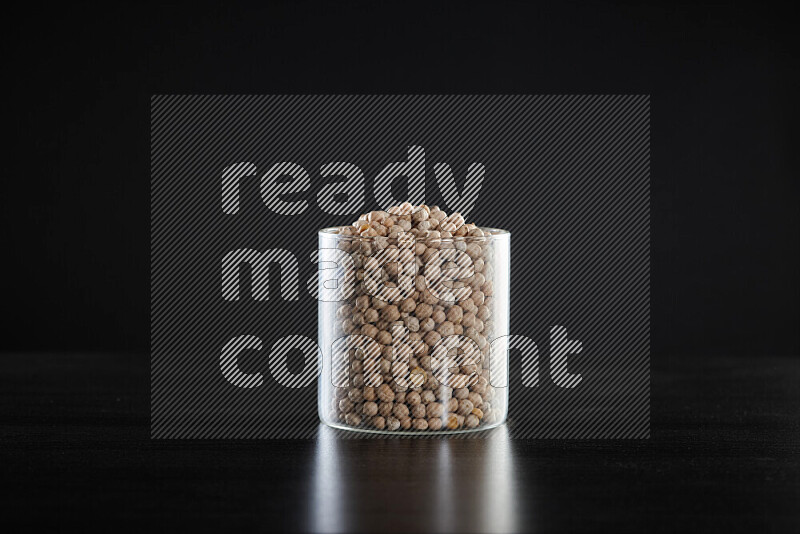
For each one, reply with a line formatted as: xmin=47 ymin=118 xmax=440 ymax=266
xmin=4 ymin=1 xmax=797 ymax=357
xmin=2 ymin=3 xmax=798 ymax=532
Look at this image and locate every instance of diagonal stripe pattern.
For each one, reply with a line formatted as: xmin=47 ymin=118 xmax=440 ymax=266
xmin=151 ymin=95 xmax=649 ymax=439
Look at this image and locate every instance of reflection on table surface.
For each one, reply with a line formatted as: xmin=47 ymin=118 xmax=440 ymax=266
xmin=308 ymin=424 xmax=526 ymax=533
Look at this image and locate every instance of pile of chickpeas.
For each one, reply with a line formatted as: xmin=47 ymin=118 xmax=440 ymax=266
xmin=328 ymin=202 xmax=499 ymax=432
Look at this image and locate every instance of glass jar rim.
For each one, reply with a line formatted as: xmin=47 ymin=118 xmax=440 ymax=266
xmin=318 ymin=226 xmax=510 ymax=242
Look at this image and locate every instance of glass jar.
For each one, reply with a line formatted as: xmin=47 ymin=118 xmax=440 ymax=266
xmin=318 ymin=227 xmax=510 ymax=434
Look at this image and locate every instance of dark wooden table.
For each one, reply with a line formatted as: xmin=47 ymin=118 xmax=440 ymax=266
xmin=1 ymin=353 xmax=797 ymax=532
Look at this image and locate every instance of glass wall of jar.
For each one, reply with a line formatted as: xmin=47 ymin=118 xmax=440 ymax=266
xmin=318 ymin=227 xmax=510 ymax=434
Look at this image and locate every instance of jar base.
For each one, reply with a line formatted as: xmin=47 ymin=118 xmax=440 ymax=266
xmin=321 ymin=418 xmax=507 ymax=436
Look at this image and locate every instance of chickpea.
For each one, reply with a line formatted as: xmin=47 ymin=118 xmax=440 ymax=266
xmin=367 ymin=210 xmax=387 ymax=223
xmin=360 ymin=401 xmax=377 ymax=417
xmin=471 ymin=272 xmax=486 ymax=289
xmin=445 ymin=414 xmax=460 ymax=430
xmin=419 ymin=317 xmax=435 ymax=332
xmin=384 ymin=262 xmax=399 ymax=277
xmin=427 ymin=402 xmax=444 ymax=418
xmin=377 ymin=383 xmax=395 ymax=402
xmin=447 ymin=397 xmax=459 ymax=412
xmin=467 ymin=391 xmax=483 ymax=408
xmin=415 ymin=274 xmax=427 ymax=292
xmin=471 ymin=378 xmax=487 ymax=396
xmin=412 ymin=418 xmax=428 ymax=430
xmin=436 ymin=321 xmax=455 ymax=337
xmin=376 ymin=330 xmax=392 ymax=345
xmin=394 ymin=342 xmax=413 ymax=361
xmin=428 ymin=417 xmax=443 ymax=430
xmin=426 ymin=375 xmax=440 ymax=390
xmin=378 ymin=402 xmax=394 ymax=417
xmin=451 ymin=374 xmax=473 ymax=389
xmin=336 ymin=304 xmax=353 ymax=319
xmin=355 ymin=295 xmax=370 ymax=311
xmin=461 ymin=298 xmax=477 ymax=314
xmin=457 ymin=399 xmax=474 ymax=416
xmin=464 ymin=327 xmax=478 ymax=342
xmin=482 ymin=281 xmax=493 ymax=296
xmin=364 ymin=308 xmax=380 ymax=323
xmin=465 ymin=414 xmax=480 ymax=428
xmin=423 ymin=331 xmax=441 ymax=347
xmin=387 ymin=416 xmax=401 ymax=431
xmin=361 ymin=324 xmax=379 ymax=339
xmin=381 ymin=305 xmax=400 ymax=322
xmin=338 ymin=398 xmax=354 ymax=413
xmin=406 ymin=391 xmax=421 ymax=406
xmin=400 ymin=297 xmax=416 ymax=313
xmin=466 ymin=243 xmax=483 ymax=259
xmin=454 ymin=387 xmax=469 ymax=400
xmin=391 ymin=361 xmax=409 ymax=381
xmin=473 ymin=318 xmax=485 ymax=333
xmin=341 ymin=319 xmax=355 ymax=334
xmin=348 ymin=388 xmax=364 ymax=403
xmin=446 ymin=305 xmax=463 ymax=324
xmin=363 ymin=355 xmax=381 ymax=374
xmin=366 ymin=372 xmax=384 ymax=388
xmin=421 ymin=289 xmax=438 ymax=305
xmin=460 ymin=362 xmax=478 ymax=375
xmin=479 ymin=325 xmax=492 ymax=342
xmin=393 ymin=403 xmax=410 ymax=419
xmin=412 ymin=208 xmax=429 ymax=223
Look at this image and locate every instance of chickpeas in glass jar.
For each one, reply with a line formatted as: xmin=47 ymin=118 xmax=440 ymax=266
xmin=318 ymin=203 xmax=509 ymax=434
